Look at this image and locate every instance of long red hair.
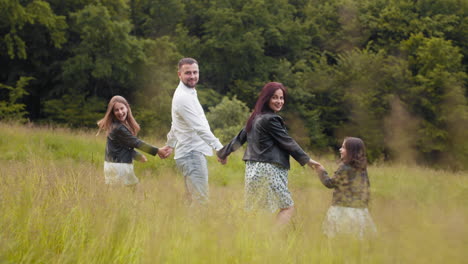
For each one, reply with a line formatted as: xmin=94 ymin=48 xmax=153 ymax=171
xmin=97 ymin=95 xmax=140 ymax=136
xmin=246 ymin=82 xmax=287 ymax=132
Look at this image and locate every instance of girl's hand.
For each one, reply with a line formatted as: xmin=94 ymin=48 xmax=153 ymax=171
xmin=307 ymin=159 xmax=321 ymax=169
xmin=140 ymin=154 xmax=148 ymax=162
xmin=316 ymin=164 xmax=326 ymax=172
xmin=158 ymin=146 xmax=173 ymax=159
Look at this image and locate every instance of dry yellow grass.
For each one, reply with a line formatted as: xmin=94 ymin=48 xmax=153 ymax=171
xmin=0 ymin=123 xmax=467 ymax=263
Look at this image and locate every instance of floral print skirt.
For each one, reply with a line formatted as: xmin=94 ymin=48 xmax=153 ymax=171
xmin=322 ymin=205 xmax=377 ymax=239
xmin=244 ymin=161 xmax=293 ymax=212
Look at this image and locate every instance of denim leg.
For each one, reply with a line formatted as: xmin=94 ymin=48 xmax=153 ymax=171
xmin=175 ymin=151 xmax=209 ymax=205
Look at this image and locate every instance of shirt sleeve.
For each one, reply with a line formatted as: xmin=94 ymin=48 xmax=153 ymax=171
xmin=166 ymin=123 xmax=177 ymax=148
xmin=267 ymin=116 xmax=310 ymax=166
xmin=217 ymin=127 xmax=247 ymax=159
xmin=178 ymin=98 xmax=223 ymax=151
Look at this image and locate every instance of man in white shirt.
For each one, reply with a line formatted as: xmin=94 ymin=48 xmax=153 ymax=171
xmin=161 ymin=58 xmax=223 ymax=205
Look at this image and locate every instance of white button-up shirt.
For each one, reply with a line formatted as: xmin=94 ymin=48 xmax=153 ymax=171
xmin=166 ymin=81 xmax=223 ymax=159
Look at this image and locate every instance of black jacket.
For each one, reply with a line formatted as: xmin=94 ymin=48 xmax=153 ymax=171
xmin=105 ymin=122 xmax=158 ymax=163
xmin=217 ymin=112 xmax=310 ymax=169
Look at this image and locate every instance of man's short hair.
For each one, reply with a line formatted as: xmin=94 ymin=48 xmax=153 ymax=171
xmin=178 ymin=58 xmax=198 ymax=70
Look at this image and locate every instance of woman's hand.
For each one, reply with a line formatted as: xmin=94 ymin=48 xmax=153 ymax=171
xmin=315 ymin=164 xmax=326 ymax=172
xmin=307 ymin=159 xmax=323 ymax=170
xmin=217 ymin=156 xmax=227 ymax=165
xmin=307 ymin=159 xmax=326 ymax=176
xmin=307 ymin=159 xmax=325 ymax=172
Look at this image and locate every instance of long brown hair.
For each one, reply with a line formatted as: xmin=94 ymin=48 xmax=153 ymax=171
xmin=97 ymin=95 xmax=140 ymax=136
xmin=245 ymin=82 xmax=287 ymax=132
xmin=342 ymin=137 xmax=367 ymax=170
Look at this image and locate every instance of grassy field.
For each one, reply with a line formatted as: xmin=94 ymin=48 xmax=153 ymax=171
xmin=0 ymin=122 xmax=467 ymax=263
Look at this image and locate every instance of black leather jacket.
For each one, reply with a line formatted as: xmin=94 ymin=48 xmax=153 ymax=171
xmin=105 ymin=122 xmax=159 ymax=163
xmin=217 ymin=112 xmax=310 ymax=169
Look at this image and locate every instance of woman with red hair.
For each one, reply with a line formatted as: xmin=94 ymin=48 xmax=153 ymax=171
xmin=217 ymin=82 xmax=321 ymax=226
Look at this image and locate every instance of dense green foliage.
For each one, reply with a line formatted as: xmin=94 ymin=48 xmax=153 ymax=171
xmin=206 ymin=96 xmax=250 ymax=143
xmin=1 ymin=0 xmax=467 ymax=168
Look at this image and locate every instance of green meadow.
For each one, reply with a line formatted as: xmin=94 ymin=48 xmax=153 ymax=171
xmin=0 ymin=123 xmax=466 ymax=263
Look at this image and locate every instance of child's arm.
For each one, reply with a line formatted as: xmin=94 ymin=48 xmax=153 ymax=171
xmin=132 ymin=151 xmax=147 ymax=162
xmin=314 ymin=165 xmax=337 ymax=189
xmin=315 ymin=164 xmax=347 ymax=189
xmin=136 ymin=140 xmax=159 ymax=156
xmin=307 ymin=160 xmax=336 ymax=188
xmin=113 ymin=125 xmax=159 ymax=156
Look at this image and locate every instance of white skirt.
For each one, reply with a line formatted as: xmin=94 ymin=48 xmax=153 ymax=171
xmin=322 ymin=206 xmax=377 ymax=239
xmin=104 ymin=161 xmax=139 ymax=186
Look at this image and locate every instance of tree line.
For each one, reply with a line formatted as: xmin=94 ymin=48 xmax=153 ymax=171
xmin=1 ymin=0 xmax=467 ymax=169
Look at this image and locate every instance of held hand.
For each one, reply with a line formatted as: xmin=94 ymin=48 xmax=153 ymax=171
xmin=315 ymin=164 xmax=326 ymax=172
xmin=164 ymin=146 xmax=173 ymax=158
xmin=158 ymin=146 xmax=173 ymax=159
xmin=217 ymin=156 xmax=227 ymax=165
xmin=157 ymin=147 xmax=168 ymax=159
xmin=307 ymin=159 xmax=322 ymax=170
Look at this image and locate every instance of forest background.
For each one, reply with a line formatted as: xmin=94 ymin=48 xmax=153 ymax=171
xmin=1 ymin=0 xmax=468 ymax=169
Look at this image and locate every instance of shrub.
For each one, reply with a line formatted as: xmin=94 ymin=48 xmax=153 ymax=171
xmin=206 ymin=96 xmax=250 ymax=144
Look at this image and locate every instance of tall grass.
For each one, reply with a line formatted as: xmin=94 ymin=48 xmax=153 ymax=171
xmin=0 ymin=122 xmax=467 ymax=263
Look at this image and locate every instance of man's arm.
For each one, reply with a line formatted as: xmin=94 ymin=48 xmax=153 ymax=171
xmin=160 ymin=123 xmax=177 ymax=159
xmin=166 ymin=123 xmax=177 ymax=148
xmin=179 ymin=100 xmax=223 ymax=151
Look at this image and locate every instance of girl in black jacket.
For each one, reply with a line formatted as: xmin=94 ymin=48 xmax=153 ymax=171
xmin=97 ymin=95 xmax=166 ymax=187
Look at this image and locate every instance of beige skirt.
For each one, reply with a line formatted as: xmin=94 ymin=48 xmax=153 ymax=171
xmin=322 ymin=205 xmax=377 ymax=239
xmin=104 ymin=161 xmax=139 ymax=186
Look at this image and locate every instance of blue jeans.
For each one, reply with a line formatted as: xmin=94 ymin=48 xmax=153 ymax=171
xmin=175 ymin=151 xmax=209 ymax=205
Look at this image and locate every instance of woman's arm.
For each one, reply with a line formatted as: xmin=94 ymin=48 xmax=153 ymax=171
xmin=216 ymin=127 xmax=247 ymax=160
xmin=267 ymin=116 xmax=310 ymax=166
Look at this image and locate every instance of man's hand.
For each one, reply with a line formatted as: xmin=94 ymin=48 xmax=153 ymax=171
xmin=158 ymin=146 xmax=173 ymax=159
